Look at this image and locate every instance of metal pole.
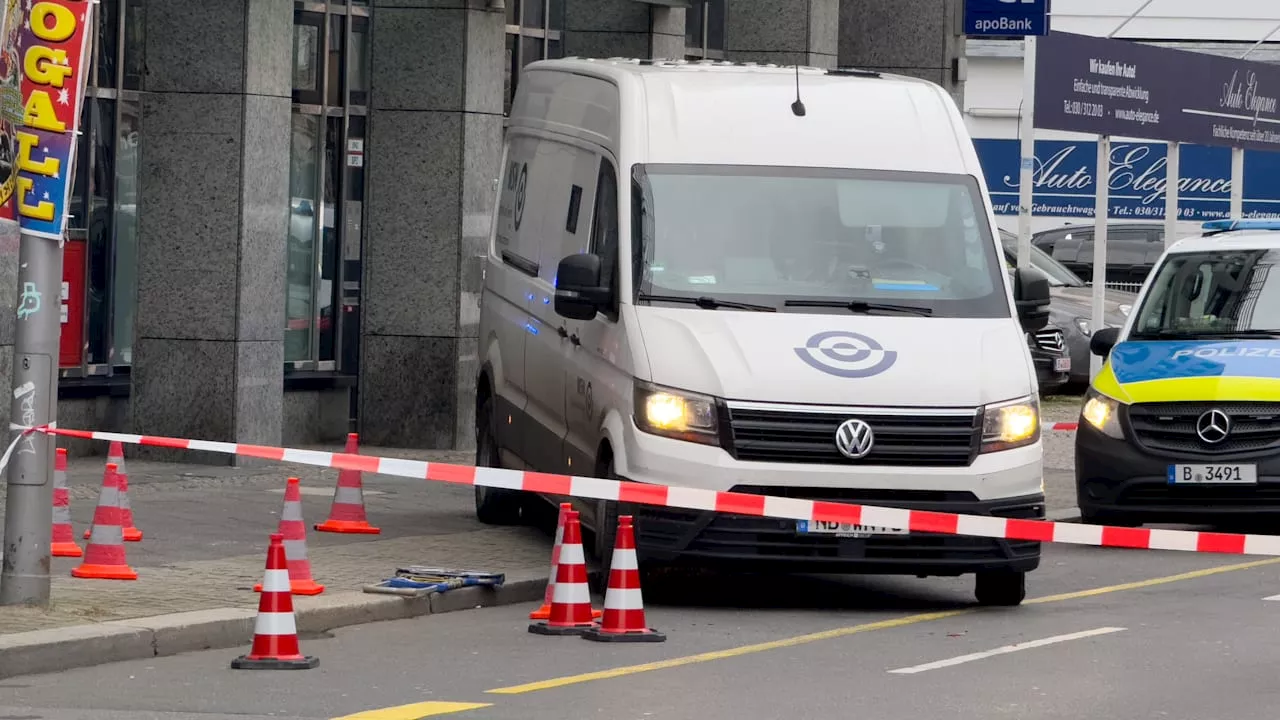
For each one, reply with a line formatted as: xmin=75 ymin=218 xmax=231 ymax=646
xmin=1230 ymin=147 xmax=1245 ymax=218
xmin=1016 ymin=35 xmax=1037 ymax=270
xmin=1164 ymin=142 xmax=1180 ymax=249
xmin=1090 ymin=135 xmax=1110 ymax=380
xmin=0 ymin=229 xmax=62 ymax=606
xmin=1107 ymin=0 xmax=1155 ymax=38
xmin=1240 ymin=21 xmax=1280 ymax=59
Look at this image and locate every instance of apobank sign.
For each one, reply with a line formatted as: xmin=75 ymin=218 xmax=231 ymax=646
xmin=975 ymin=138 xmax=1280 ymax=221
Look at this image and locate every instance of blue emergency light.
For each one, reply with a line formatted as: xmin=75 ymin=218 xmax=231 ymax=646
xmin=1201 ymin=218 xmax=1280 ymax=233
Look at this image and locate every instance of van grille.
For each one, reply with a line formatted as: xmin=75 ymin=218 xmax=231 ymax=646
xmin=724 ymin=404 xmax=981 ymax=467
xmin=1128 ymin=402 xmax=1280 ymax=455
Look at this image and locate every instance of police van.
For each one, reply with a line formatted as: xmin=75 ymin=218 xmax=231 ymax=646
xmin=475 ymin=58 xmax=1055 ymax=606
xmin=1078 ymin=219 xmax=1280 ymax=526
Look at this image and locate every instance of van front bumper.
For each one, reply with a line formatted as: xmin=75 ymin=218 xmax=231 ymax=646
xmin=623 ymin=488 xmax=1043 ymax=576
xmin=1076 ymin=422 xmax=1280 ymax=523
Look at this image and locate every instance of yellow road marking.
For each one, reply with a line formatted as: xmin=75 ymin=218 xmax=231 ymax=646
xmin=330 ymin=701 xmax=492 ymax=719
xmin=486 ymin=556 xmax=1280 ymax=695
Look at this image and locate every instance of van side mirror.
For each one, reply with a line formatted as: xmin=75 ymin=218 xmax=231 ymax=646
xmin=1090 ymin=326 xmax=1120 ymax=357
xmin=554 ymin=253 xmax=609 ymax=321
xmin=1013 ymin=266 xmax=1051 ymax=333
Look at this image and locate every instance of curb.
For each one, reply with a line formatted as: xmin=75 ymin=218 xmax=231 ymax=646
xmin=0 ymin=574 xmax=560 ymax=680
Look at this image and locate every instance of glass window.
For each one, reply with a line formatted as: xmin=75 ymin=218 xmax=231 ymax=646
xmin=85 ymin=98 xmax=116 ymax=366
xmin=1132 ymin=250 xmax=1280 ymax=338
xmin=95 ymin=0 xmax=119 ymax=89
xmin=327 ymin=15 xmax=345 ymax=107
xmin=122 ymin=0 xmax=144 ymax=91
xmin=685 ymin=0 xmax=726 ymax=59
xmin=286 ymin=115 xmax=320 ymax=363
xmin=349 ymin=16 xmax=369 ymax=106
xmin=113 ymin=99 xmax=140 ymax=366
xmin=591 ymin=159 xmax=620 ymax=299
xmin=631 ymin=165 xmax=1009 ymax=318
xmin=293 ymin=11 xmax=323 ymax=105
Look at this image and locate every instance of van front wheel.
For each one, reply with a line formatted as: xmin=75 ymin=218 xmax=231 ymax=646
xmin=474 ymin=397 xmax=524 ymax=526
xmin=974 ymin=570 xmax=1026 ymax=607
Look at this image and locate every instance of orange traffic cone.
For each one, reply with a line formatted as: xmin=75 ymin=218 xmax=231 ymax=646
xmin=582 ymin=516 xmax=665 ymax=643
xmin=71 ymin=463 xmax=138 ymax=580
xmin=531 ymin=502 xmax=600 ymax=621
xmin=85 ymin=442 xmax=141 ymax=541
xmin=314 ymin=433 xmax=380 ymax=534
xmin=51 ymin=448 xmax=82 ymax=558
xmin=529 ymin=511 xmax=598 ymax=636
xmin=232 ymin=533 xmax=319 ymax=670
xmin=255 ymin=477 xmax=324 ymax=596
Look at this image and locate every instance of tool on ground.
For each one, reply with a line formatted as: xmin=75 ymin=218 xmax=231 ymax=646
xmin=582 ymin=516 xmax=665 ymax=643
xmin=362 ymin=567 xmax=505 ymax=598
xmin=71 ymin=462 xmax=137 ymax=580
xmin=256 ymin=477 xmax=324 ymax=596
xmin=314 ymin=432 xmax=380 ymax=534
xmin=531 ymin=502 xmax=601 ymax=621
xmin=232 ymin=532 xmax=319 ymax=670
xmin=85 ymin=441 xmax=141 ymax=541
xmin=529 ymin=510 xmax=598 ymax=636
xmin=51 ymin=447 xmax=82 ymax=558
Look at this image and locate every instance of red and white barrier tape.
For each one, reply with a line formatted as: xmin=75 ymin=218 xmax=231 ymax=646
xmin=8 ymin=424 xmax=1278 ymax=556
xmin=1050 ymin=422 xmax=1079 ymax=431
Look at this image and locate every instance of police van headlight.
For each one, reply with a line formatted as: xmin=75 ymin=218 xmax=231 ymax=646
xmin=634 ymin=381 xmax=721 ymax=446
xmin=980 ymin=395 xmax=1040 ymax=453
xmin=1081 ymin=389 xmax=1124 ymax=439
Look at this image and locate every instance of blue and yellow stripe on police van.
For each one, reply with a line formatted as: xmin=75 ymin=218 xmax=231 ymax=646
xmin=1093 ymin=339 xmax=1280 ymax=403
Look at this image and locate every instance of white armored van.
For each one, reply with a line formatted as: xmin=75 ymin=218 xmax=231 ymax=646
xmin=474 ymin=58 xmax=1053 ymax=606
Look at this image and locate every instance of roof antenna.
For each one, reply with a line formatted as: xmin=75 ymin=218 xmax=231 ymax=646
xmin=791 ymin=64 xmax=806 ymax=117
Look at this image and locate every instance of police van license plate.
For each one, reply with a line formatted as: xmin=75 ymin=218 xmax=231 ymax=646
xmin=797 ymin=520 xmax=908 ymax=538
xmin=1054 ymin=357 xmax=1071 ymax=372
xmin=1168 ymin=464 xmax=1257 ymax=485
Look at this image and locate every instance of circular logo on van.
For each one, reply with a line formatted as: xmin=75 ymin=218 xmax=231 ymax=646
xmin=794 ymin=331 xmax=898 ymax=379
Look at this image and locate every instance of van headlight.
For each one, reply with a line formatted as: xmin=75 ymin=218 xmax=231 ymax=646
xmin=1081 ymin=389 xmax=1124 ymax=439
xmin=634 ymin=382 xmax=721 ymax=446
xmin=980 ymin=396 xmax=1040 ymax=453
xmin=1074 ymin=317 xmax=1092 ymax=336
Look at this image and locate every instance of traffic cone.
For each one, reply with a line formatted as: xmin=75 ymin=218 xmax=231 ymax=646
xmin=71 ymin=463 xmax=137 ymax=580
xmin=529 ymin=511 xmax=598 ymax=636
xmin=51 ymin=448 xmax=82 ymax=558
xmin=314 ymin=433 xmax=380 ymax=534
xmin=85 ymin=442 xmax=141 ymax=541
xmin=232 ymin=533 xmax=319 ymax=670
xmin=582 ymin=516 xmax=665 ymax=643
xmin=530 ymin=502 xmax=601 ymax=621
xmin=255 ymin=477 xmax=324 ymax=596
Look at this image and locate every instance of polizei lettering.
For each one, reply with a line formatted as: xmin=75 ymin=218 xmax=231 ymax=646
xmin=1171 ymin=347 xmax=1280 ymax=360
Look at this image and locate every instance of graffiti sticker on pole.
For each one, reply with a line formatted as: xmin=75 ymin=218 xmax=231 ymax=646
xmin=15 ymin=0 xmax=92 ymax=240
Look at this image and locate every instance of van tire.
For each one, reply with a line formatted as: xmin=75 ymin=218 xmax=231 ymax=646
xmin=474 ymin=396 xmax=525 ymax=526
xmin=974 ymin=570 xmax=1026 ymax=606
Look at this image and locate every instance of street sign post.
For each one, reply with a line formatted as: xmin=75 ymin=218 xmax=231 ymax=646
xmin=963 ymin=0 xmax=1050 ymax=38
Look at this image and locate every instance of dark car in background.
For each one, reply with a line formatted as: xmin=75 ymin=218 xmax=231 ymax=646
xmin=1030 ymin=222 xmax=1165 ymax=290
xmin=1000 ymin=230 xmax=1137 ymax=389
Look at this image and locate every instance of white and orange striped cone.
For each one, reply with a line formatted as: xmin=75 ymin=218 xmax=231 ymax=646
xmin=529 ymin=511 xmax=599 ymax=636
xmin=256 ymin=477 xmax=324 ymax=596
xmin=71 ymin=463 xmax=138 ymax=580
xmin=531 ymin=502 xmax=601 ymax=621
xmin=582 ymin=516 xmax=665 ymax=643
xmin=85 ymin=442 xmax=141 ymax=541
xmin=51 ymin=448 xmax=82 ymax=558
xmin=232 ymin=533 xmax=319 ymax=670
xmin=314 ymin=433 xmax=380 ymax=534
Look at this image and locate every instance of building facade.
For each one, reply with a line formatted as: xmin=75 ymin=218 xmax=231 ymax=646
xmin=20 ymin=0 xmax=966 ymax=459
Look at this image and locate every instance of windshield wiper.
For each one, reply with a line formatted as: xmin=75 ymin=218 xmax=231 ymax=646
xmin=783 ymin=299 xmax=933 ymax=317
xmin=637 ymin=293 xmax=777 ymax=312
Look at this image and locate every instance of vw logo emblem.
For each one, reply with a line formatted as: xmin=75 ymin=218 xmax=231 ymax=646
xmin=835 ymin=418 xmax=875 ymax=459
xmin=795 ymin=331 xmax=898 ymax=379
xmin=1195 ymin=409 xmax=1231 ymax=444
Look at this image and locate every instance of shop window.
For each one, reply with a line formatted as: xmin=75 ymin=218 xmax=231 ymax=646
xmin=685 ymin=0 xmax=726 ymax=60
xmin=287 ymin=0 xmax=370 ymax=373
xmin=504 ymin=0 xmax=565 ymax=114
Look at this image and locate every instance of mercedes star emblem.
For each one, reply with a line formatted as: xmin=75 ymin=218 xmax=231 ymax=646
xmin=1195 ymin=409 xmax=1231 ymax=445
xmin=835 ymin=418 xmax=875 ymax=459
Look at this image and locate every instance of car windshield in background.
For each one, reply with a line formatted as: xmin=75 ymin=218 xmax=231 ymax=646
xmin=999 ymin=235 xmax=1085 ymax=287
xmin=1131 ymin=249 xmax=1280 ymax=339
xmin=631 ymin=164 xmax=1011 ymax=318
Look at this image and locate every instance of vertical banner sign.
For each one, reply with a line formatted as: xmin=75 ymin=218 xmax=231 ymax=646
xmin=0 ymin=0 xmax=24 ymax=224
xmin=16 ymin=0 xmax=91 ymax=240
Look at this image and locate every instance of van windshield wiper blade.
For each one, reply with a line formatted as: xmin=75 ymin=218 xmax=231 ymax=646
xmin=637 ymin=293 xmax=777 ymax=312
xmin=783 ymin=299 xmax=933 ymax=316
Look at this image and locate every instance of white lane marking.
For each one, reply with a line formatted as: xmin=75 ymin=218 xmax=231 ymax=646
xmin=266 ymin=486 xmax=385 ymax=497
xmin=887 ymin=627 xmax=1127 ymax=675
xmin=1264 ymin=594 xmax=1280 ymax=601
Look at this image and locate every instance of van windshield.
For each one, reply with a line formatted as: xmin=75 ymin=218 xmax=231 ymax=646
xmin=1130 ymin=249 xmax=1280 ymax=339
xmin=631 ymin=164 xmax=1011 ymax=318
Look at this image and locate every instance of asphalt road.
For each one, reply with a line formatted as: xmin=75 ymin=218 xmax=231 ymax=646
xmin=3 ymin=542 xmax=1280 ymax=720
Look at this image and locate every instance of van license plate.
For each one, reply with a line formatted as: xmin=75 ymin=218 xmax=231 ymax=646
xmin=797 ymin=520 xmax=908 ymax=538
xmin=1054 ymin=357 xmax=1071 ymax=372
xmin=1168 ymin=464 xmax=1258 ymax=485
